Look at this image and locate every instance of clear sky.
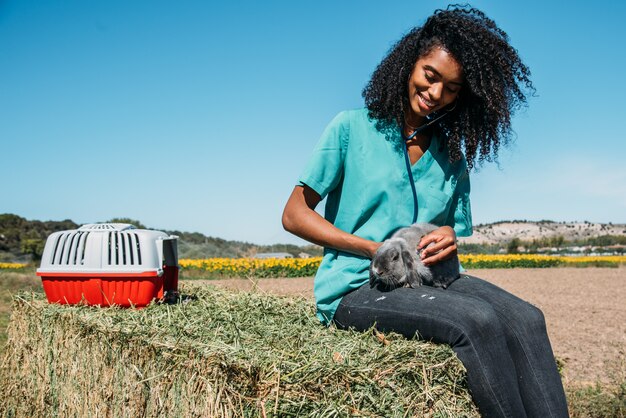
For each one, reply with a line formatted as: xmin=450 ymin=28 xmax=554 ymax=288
xmin=1 ymin=0 xmax=625 ymax=245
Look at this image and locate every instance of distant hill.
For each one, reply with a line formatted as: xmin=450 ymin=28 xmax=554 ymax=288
xmin=459 ymin=220 xmax=626 ymax=245
xmin=0 ymin=214 xmax=79 ymax=262
xmin=2 ymin=214 xmax=625 ymax=262
xmin=457 ymin=220 xmax=626 ymax=255
xmin=0 ymin=214 xmax=322 ymax=262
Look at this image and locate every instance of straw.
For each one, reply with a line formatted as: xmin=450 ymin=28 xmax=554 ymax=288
xmin=0 ymin=285 xmax=478 ymax=417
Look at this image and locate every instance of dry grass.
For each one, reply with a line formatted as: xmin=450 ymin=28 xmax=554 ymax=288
xmin=0 ymin=285 xmax=478 ymax=417
xmin=0 ymin=269 xmax=41 ymax=349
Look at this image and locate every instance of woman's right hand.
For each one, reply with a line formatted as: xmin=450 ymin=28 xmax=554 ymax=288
xmin=282 ymin=185 xmax=381 ymax=259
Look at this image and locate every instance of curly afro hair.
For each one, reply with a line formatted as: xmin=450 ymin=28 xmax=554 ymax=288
xmin=362 ymin=5 xmax=534 ymax=169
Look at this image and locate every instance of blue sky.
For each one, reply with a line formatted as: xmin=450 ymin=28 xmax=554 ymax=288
xmin=1 ymin=0 xmax=625 ymax=245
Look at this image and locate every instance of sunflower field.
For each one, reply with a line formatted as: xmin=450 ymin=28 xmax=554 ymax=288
xmin=179 ymin=257 xmax=323 ymax=278
xmin=0 ymin=263 xmax=26 ymax=270
xmin=177 ymin=254 xmax=626 ymax=278
xmin=458 ymin=254 xmax=626 ymax=268
xmin=2 ymin=255 xmax=623 ymax=276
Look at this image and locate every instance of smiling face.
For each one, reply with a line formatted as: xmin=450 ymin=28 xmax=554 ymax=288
xmin=406 ymin=47 xmax=464 ymax=125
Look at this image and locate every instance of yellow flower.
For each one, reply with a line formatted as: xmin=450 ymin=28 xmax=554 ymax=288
xmin=0 ymin=262 xmax=27 ymax=269
xmin=177 ymin=254 xmax=624 ymax=277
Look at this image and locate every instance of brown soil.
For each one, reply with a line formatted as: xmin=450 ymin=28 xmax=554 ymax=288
xmin=199 ymin=267 xmax=626 ymax=386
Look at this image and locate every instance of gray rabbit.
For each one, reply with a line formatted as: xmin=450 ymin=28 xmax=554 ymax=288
xmin=369 ymin=223 xmax=460 ymax=290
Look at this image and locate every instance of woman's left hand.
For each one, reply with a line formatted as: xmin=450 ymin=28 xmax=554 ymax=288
xmin=417 ymin=226 xmax=458 ymax=266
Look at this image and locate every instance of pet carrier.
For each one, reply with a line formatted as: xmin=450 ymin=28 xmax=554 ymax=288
xmin=36 ymin=223 xmax=178 ymax=307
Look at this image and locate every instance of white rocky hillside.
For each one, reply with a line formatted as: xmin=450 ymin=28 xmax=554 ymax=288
xmin=458 ymin=221 xmax=626 ymax=245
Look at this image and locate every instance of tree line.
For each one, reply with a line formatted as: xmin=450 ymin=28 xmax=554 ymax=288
xmin=459 ymin=235 xmax=626 ymax=255
xmin=0 ymin=214 xmax=322 ymax=262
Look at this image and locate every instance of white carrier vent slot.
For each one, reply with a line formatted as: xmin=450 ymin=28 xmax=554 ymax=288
xmin=93 ymin=224 xmax=115 ymax=230
xmin=49 ymin=231 xmax=90 ymax=266
xmin=107 ymin=232 xmax=142 ymax=266
xmin=78 ymin=223 xmax=136 ymax=232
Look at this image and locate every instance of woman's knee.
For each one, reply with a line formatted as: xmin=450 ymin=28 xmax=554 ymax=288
xmin=516 ymin=302 xmax=548 ymax=334
xmin=455 ymin=304 xmax=505 ymax=344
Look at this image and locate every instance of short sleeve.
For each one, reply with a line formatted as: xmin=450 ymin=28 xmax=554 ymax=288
xmin=446 ymin=168 xmax=473 ymax=237
xmin=297 ymin=111 xmax=350 ymax=199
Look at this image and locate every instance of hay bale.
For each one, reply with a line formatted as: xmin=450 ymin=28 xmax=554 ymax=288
xmin=0 ymin=285 xmax=478 ymax=417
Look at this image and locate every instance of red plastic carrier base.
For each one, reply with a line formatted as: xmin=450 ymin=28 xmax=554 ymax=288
xmin=37 ymin=272 xmax=164 ymax=308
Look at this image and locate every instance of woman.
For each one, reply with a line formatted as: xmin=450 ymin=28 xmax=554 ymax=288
xmin=282 ymin=6 xmax=568 ymax=418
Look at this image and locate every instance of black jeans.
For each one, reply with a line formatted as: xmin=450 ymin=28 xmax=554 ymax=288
xmin=333 ymin=274 xmax=569 ymax=418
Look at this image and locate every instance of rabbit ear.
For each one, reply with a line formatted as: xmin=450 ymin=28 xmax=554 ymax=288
xmin=401 ymin=249 xmax=421 ymax=288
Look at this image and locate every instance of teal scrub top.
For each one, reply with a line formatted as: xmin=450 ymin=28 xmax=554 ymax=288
xmin=298 ymin=108 xmax=473 ymax=325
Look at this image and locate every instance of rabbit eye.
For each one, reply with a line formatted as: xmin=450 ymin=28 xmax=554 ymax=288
xmin=392 ymin=253 xmax=399 ymax=261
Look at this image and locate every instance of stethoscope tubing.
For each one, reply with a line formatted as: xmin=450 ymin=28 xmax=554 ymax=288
xmin=401 ymin=110 xmax=452 ymax=223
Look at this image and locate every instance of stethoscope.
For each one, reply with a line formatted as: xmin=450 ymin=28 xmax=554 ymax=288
xmin=401 ymin=107 xmax=455 ymax=223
